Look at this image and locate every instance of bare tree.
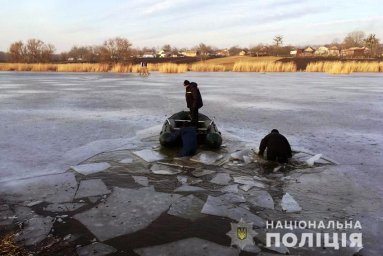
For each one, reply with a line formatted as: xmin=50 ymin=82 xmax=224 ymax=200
xmin=364 ymin=34 xmax=380 ymax=57
xmin=9 ymin=41 xmax=25 ymax=62
xmin=103 ymin=37 xmax=132 ymax=62
xmin=273 ymin=35 xmax=283 ymax=47
xmin=343 ymin=31 xmax=365 ymax=48
xmin=25 ymin=39 xmax=44 ymax=63
xmin=41 ymin=44 xmax=56 ymax=62
xmin=195 ymin=43 xmax=213 ymax=60
xmin=228 ymin=46 xmax=242 ymax=56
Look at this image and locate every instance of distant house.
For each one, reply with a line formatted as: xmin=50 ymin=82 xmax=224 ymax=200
xmin=328 ymin=46 xmax=340 ymax=56
xmin=182 ymin=50 xmax=199 ymax=57
xmin=302 ymin=47 xmax=315 ymax=56
xmin=314 ymin=46 xmax=329 ymax=56
xmin=216 ymin=49 xmax=229 ymax=57
xmin=290 ymin=49 xmax=303 ymax=56
xmin=341 ymin=47 xmax=370 ymax=58
xmin=158 ymin=50 xmax=171 ymax=58
xmin=239 ymin=50 xmax=248 ymax=56
xmin=142 ymin=52 xmax=156 ymax=58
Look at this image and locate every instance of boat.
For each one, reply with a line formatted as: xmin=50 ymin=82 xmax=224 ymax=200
xmin=159 ymin=111 xmax=222 ymax=148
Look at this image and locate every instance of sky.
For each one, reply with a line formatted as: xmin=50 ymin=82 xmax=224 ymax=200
xmin=0 ymin=0 xmax=382 ymax=52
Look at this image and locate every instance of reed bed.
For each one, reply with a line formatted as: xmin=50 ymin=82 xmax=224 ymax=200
xmin=57 ymin=63 xmax=109 ymax=72
xmin=110 ymin=63 xmax=132 ymax=73
xmin=232 ymin=61 xmax=297 ymax=72
xmin=306 ymin=61 xmax=383 ymax=74
xmin=158 ymin=63 xmax=188 ymax=73
xmin=189 ymin=63 xmax=225 ymax=72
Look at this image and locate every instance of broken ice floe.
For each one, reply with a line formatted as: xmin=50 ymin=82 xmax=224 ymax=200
xmin=210 ymin=173 xmax=231 ymax=185
xmin=177 ymin=175 xmax=188 ymax=184
xmin=190 ymin=151 xmax=224 ymax=165
xmin=191 ymin=169 xmax=216 ymax=177
xmin=221 ymin=184 xmax=239 ymax=193
xmin=0 ymin=173 xmax=77 ymax=203
xmin=75 ymin=179 xmax=111 ymax=199
xmin=76 ymin=242 xmax=117 ymax=256
xmin=245 ymin=190 xmax=274 ymax=209
xmin=201 ymin=196 xmax=265 ymax=228
xmin=71 ymin=162 xmax=111 ymax=175
xmin=233 ymin=176 xmax=266 ymax=189
xmin=281 ymin=193 xmax=302 ymax=213
xmin=133 ymin=149 xmax=165 ymax=162
xmin=174 ymin=185 xmax=206 ymax=192
xmin=15 ymin=215 xmax=53 ymax=246
xmin=74 ymin=187 xmax=181 ymax=241
xmin=133 ymin=176 xmax=149 ymax=186
xmin=150 ymin=164 xmax=182 ymax=175
xmin=167 ymin=195 xmax=205 ymax=221
xmin=230 ymin=149 xmax=253 ymax=164
xmin=217 ymin=193 xmax=246 ymax=204
xmin=44 ymin=203 xmax=86 ymax=212
xmin=306 ymin=154 xmax=323 ymax=167
xmin=134 ymin=237 xmax=238 ymax=256
xmin=119 ymin=157 xmax=134 ymax=164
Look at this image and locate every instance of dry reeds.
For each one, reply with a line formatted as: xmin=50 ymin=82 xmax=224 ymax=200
xmin=158 ymin=63 xmax=188 ymax=73
xmin=232 ymin=61 xmax=297 ymax=72
xmin=57 ymin=63 xmax=110 ymax=72
xmin=190 ymin=63 xmax=226 ymax=72
xmin=306 ymin=61 xmax=383 ymax=74
xmin=0 ymin=233 xmax=29 ymax=256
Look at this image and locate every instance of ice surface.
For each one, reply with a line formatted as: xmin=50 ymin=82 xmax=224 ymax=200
xmin=245 ymin=190 xmax=274 ymax=209
xmin=135 ymin=125 xmax=162 ymax=139
xmin=230 ymin=149 xmax=253 ymax=164
xmin=239 ymin=185 xmax=254 ymax=192
xmin=281 ymin=193 xmax=302 ymax=213
xmin=167 ymin=195 xmax=205 ymax=221
xmin=201 ymin=196 xmax=265 ymax=227
xmin=210 ymin=173 xmax=232 ymax=185
xmin=76 ymin=242 xmax=117 ymax=256
xmin=119 ymin=157 xmax=134 ymax=164
xmin=133 ymin=149 xmax=166 ymax=162
xmin=71 ymin=162 xmax=111 ymax=175
xmin=15 ymin=215 xmax=53 ymax=246
xmin=75 ymin=179 xmax=111 ymax=199
xmin=190 ymin=151 xmax=224 ymax=165
xmin=221 ymin=184 xmax=239 ymax=193
xmin=132 ymin=176 xmax=149 ymax=186
xmin=191 ymin=169 xmax=216 ymax=177
xmin=233 ymin=176 xmax=266 ymax=189
xmin=0 ymin=173 xmax=77 ymax=203
xmin=174 ymin=185 xmax=206 ymax=192
xmin=44 ymin=203 xmax=86 ymax=212
xmin=0 ymin=209 xmax=14 ymax=226
xmin=74 ymin=187 xmax=181 ymax=241
xmin=217 ymin=193 xmax=246 ymax=204
xmin=177 ymin=175 xmax=188 ymax=184
xmin=150 ymin=164 xmax=182 ymax=175
xmin=306 ymin=154 xmax=323 ymax=167
xmin=134 ymin=237 xmax=239 ymax=256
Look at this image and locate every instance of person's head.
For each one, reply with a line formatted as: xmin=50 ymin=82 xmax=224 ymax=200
xmin=271 ymin=129 xmax=279 ymax=133
xmin=184 ymin=80 xmax=190 ymax=86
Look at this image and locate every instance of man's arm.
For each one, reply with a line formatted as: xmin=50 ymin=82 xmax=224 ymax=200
xmin=258 ymin=135 xmax=269 ymax=155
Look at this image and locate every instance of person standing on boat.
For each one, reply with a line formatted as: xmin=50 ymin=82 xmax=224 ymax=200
xmin=183 ymin=80 xmax=203 ymax=127
xmin=258 ymin=129 xmax=292 ymax=163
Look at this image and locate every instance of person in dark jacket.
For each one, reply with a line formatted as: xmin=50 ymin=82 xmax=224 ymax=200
xmin=183 ymin=80 xmax=203 ymax=127
xmin=258 ymin=129 xmax=292 ymax=163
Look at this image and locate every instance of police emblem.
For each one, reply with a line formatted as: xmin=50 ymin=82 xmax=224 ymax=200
xmin=226 ymin=218 xmax=257 ymax=250
xmin=237 ymin=227 xmax=247 ymax=240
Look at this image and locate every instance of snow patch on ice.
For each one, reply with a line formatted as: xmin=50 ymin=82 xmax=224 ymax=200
xmin=133 ymin=149 xmax=166 ymax=162
xmin=71 ymin=162 xmax=111 ymax=175
xmin=75 ymin=179 xmax=111 ymax=199
xmin=281 ymin=192 xmax=302 ymax=213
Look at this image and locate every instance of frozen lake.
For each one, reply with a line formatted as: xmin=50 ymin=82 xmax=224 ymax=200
xmin=0 ymin=71 xmax=382 ymax=255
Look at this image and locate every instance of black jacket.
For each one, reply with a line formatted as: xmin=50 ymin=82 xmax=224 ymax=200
xmin=259 ymin=132 xmax=292 ymax=159
xmin=185 ymin=82 xmax=203 ymax=109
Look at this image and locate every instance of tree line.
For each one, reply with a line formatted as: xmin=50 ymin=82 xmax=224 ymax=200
xmin=0 ymin=31 xmax=381 ymax=63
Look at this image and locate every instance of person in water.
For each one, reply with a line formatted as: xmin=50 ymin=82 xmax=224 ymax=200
xmin=258 ymin=129 xmax=292 ymax=163
xmin=183 ymin=80 xmax=203 ymax=127
xmin=177 ymin=121 xmax=198 ymax=157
